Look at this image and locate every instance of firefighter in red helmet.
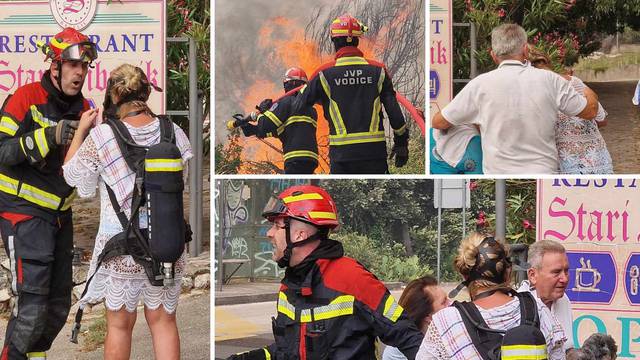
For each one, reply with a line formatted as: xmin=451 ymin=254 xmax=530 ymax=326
xmin=0 ymin=27 xmax=98 ymax=360
xmin=293 ymin=14 xmax=409 ymax=174
xmin=227 ymin=185 xmax=424 ymax=360
xmin=238 ymin=67 xmax=319 ymax=174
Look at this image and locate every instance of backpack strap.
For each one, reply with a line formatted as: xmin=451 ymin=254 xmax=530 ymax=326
xmin=514 ymin=291 xmax=540 ymax=328
xmin=157 ymin=115 xmax=176 ymax=144
xmin=453 ymin=301 xmax=505 ymax=360
xmin=104 ymin=117 xmax=148 ymax=173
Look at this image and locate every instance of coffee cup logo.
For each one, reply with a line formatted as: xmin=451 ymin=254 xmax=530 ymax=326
xmin=50 ymin=0 xmax=97 ymax=30
xmin=630 ymin=265 xmax=639 ymax=296
xmin=572 ymin=257 xmax=602 ymax=292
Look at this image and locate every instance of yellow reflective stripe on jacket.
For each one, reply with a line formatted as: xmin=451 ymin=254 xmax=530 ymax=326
xmin=283 ymin=150 xmax=318 ymax=161
xmin=19 ymin=137 xmax=26 ymax=156
xmin=329 ymin=131 xmax=386 ymax=146
xmin=300 ymin=295 xmax=354 ymax=323
xmin=0 ymin=173 xmax=19 ymax=195
xmin=0 ymin=116 xmax=19 ymax=136
xmin=60 ymin=190 xmax=76 ymax=211
xmin=34 ymin=128 xmax=49 ymax=158
xmin=26 ymin=351 xmax=46 ymax=359
xmin=30 ymin=106 xmax=54 ymax=128
xmin=145 ymin=158 xmax=183 ymax=172
xmin=336 ymin=56 xmax=369 ymax=66
xmin=318 ymin=71 xmax=347 ymax=136
xmin=383 ymin=295 xmax=403 ymax=322
xmin=19 ymin=183 xmax=63 ymax=210
xmin=264 ymin=111 xmax=283 ymax=127
xmin=0 ymin=172 xmax=74 ymax=210
xmin=283 ymin=116 xmax=317 ymax=127
xmin=277 ymin=292 xmax=295 ymax=320
xmin=275 ymin=116 xmax=317 ymax=136
xmin=501 ymin=344 xmax=547 ymax=360
xmin=394 ymin=124 xmax=407 ymax=136
xmin=283 ymin=192 xmax=323 ymax=203
xmin=308 ymin=211 xmax=337 ymax=220
xmin=369 ymin=70 xmax=386 ymax=132
xmin=263 ymin=348 xmax=271 ymax=360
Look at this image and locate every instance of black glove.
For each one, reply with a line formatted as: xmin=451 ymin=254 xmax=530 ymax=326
xmin=44 ymin=119 xmax=79 ymax=146
xmin=227 ymin=349 xmax=267 ymax=360
xmin=256 ymin=98 xmax=273 ymax=114
xmin=389 ymin=131 xmax=409 ymax=167
xmin=389 ymin=142 xmax=409 ymax=167
xmin=240 ymin=121 xmax=258 ymax=137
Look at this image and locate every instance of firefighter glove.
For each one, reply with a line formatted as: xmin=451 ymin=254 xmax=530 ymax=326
xmin=240 ymin=122 xmax=258 ymax=137
xmin=226 ymin=348 xmax=268 ymax=360
xmin=389 ymin=144 xmax=409 ymax=167
xmin=45 ymin=119 xmax=79 ymax=146
xmin=256 ymin=98 xmax=273 ymax=114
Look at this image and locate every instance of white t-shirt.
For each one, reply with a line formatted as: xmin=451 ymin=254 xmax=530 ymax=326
xmin=518 ymin=280 xmax=574 ymax=351
xmin=433 ymin=125 xmax=480 ymax=167
xmin=441 ymin=60 xmax=588 ymax=174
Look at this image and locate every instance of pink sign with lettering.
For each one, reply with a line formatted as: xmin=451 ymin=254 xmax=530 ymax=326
xmin=537 ymin=179 xmax=640 ymax=357
xmin=0 ymin=0 xmax=166 ymax=113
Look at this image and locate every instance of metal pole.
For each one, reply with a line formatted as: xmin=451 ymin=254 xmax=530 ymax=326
xmin=195 ymin=90 xmax=204 ymax=255
xmin=470 ymin=22 xmax=478 ymax=79
xmin=462 ymin=179 xmax=467 ymax=240
xmin=188 ymin=36 xmax=201 ymax=256
xmin=436 ymin=180 xmax=442 ymax=282
xmin=217 ymin=180 xmax=225 ymax=292
xmin=495 ymin=180 xmax=506 ymax=241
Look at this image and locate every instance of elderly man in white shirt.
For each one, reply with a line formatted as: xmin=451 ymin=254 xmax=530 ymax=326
xmin=518 ymin=240 xmax=574 ymax=352
xmin=432 ymin=23 xmax=599 ymax=174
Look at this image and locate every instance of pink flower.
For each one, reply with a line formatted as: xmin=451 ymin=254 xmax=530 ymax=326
xmin=523 ymin=219 xmax=534 ymax=230
xmin=469 ymin=181 xmax=478 ymax=191
xmin=465 ymin=0 xmax=474 ymax=11
xmin=498 ymin=8 xmax=506 ymax=18
xmin=477 ymin=211 xmax=487 ymax=227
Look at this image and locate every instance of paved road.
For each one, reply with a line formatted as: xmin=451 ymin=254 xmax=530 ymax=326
xmin=1 ymin=291 xmax=210 ymax=360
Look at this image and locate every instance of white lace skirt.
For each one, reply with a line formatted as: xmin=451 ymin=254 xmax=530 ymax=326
xmin=81 ymin=233 xmax=186 ymax=314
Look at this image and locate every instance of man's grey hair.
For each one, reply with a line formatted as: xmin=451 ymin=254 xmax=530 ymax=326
xmin=566 ymin=348 xmax=594 ymax=360
xmin=528 ymin=240 xmax=566 ymax=269
xmin=491 ymin=23 xmax=528 ymax=58
xmin=581 ymin=333 xmax=617 ymax=360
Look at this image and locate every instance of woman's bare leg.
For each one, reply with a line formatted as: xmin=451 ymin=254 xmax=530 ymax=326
xmin=145 ymin=306 xmax=180 ymax=360
xmin=104 ymin=308 xmax=137 ymax=360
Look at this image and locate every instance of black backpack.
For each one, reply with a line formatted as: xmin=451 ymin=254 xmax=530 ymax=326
xmin=452 ymin=291 xmax=548 ymax=360
xmin=71 ymin=115 xmax=191 ymax=343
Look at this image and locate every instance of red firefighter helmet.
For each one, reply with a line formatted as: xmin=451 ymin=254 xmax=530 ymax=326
xmin=283 ymin=67 xmax=308 ymax=84
xmin=262 ymin=185 xmax=339 ymax=229
xmin=330 ymin=14 xmax=368 ymax=39
xmin=42 ymin=28 xmax=97 ymax=63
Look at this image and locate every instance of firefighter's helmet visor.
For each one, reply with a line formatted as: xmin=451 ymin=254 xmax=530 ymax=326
xmin=262 ymin=196 xmax=288 ymax=221
xmin=61 ymin=42 xmax=98 ymax=63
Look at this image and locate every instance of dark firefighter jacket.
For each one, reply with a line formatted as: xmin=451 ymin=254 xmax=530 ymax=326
xmin=248 ymin=93 xmax=318 ymax=166
xmin=248 ymin=239 xmax=424 ymax=360
xmin=293 ymin=46 xmax=408 ymax=162
xmin=0 ymin=71 xmax=88 ymax=221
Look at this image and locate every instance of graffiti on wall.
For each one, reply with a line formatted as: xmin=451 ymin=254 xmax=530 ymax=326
xmin=229 ymin=237 xmax=250 ymax=259
xmin=254 ymin=240 xmax=285 ymax=278
xmin=222 ymin=180 xmax=249 ymax=255
xmin=267 ymin=179 xmax=308 ymax=194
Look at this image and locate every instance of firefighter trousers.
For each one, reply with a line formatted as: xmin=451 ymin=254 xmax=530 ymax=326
xmin=1 ymin=213 xmax=73 ymax=360
xmin=284 ymin=160 xmax=317 ymax=174
xmin=330 ymin=159 xmax=389 ymax=174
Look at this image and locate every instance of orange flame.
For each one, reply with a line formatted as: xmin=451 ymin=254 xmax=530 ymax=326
xmin=236 ymin=14 xmax=398 ymax=174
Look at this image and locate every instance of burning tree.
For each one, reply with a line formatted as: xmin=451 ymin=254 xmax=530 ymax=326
xmin=215 ymin=0 xmax=425 ymax=174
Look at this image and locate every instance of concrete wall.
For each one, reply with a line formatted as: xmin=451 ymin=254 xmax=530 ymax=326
xmin=215 ymin=179 xmax=309 ymax=281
